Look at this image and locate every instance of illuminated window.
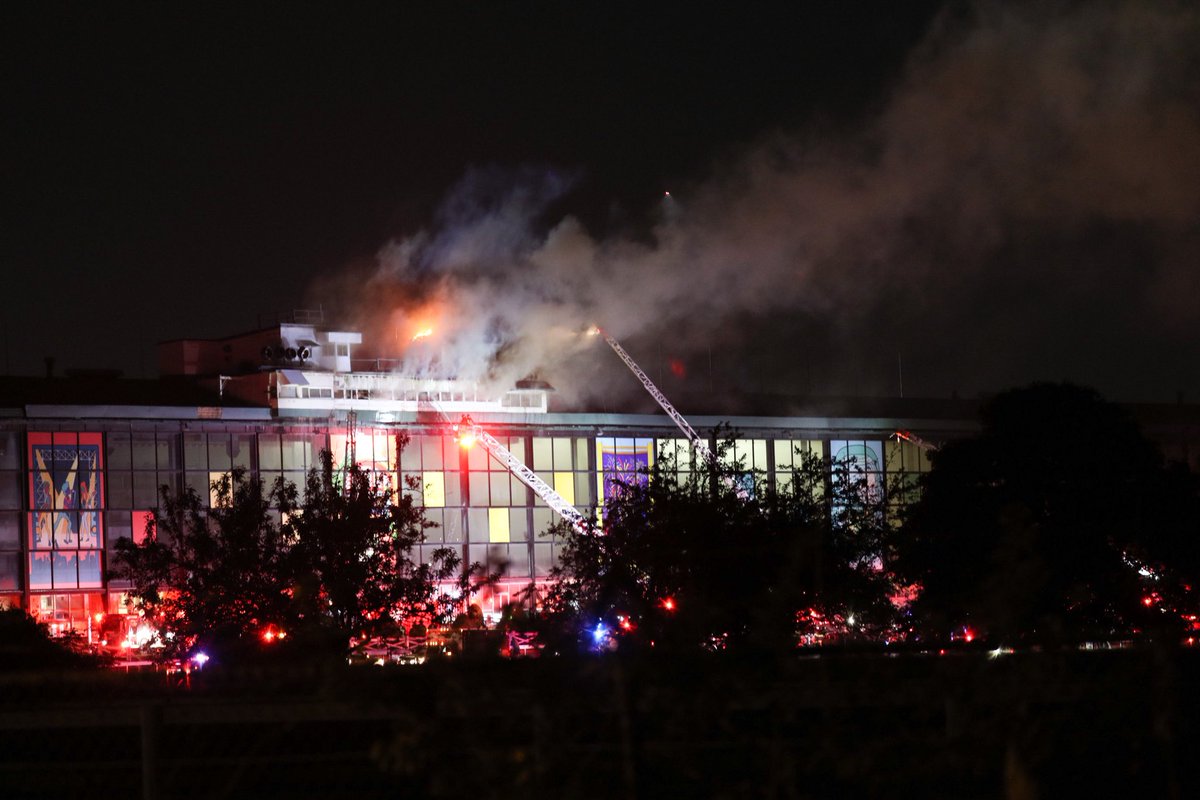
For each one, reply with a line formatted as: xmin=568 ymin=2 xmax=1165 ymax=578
xmin=830 ymin=439 xmax=885 ymax=508
xmin=714 ymin=438 xmax=769 ymax=498
xmin=656 ymin=438 xmax=696 ymax=475
xmin=532 ymin=437 xmax=591 ymax=519
xmin=401 ymin=435 xmax=462 ymax=508
xmin=553 ymin=472 xmax=575 ymax=505
xmin=421 ymin=472 xmax=446 ymax=508
xmin=465 ymin=436 xmax=527 ymax=507
xmin=209 ymin=471 xmax=232 ymax=508
xmin=772 ymin=439 xmax=824 ymax=493
xmin=488 ymin=508 xmax=510 ymax=543
xmin=131 ymin=510 xmax=155 ymax=545
xmin=721 ymin=439 xmax=768 ymax=472
xmin=596 ymin=437 xmax=654 ymax=503
xmin=27 ymin=432 xmax=105 ymax=591
xmin=885 ymin=437 xmax=933 ymax=521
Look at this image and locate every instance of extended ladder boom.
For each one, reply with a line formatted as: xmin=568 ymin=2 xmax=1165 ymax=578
xmin=894 ymin=430 xmax=938 ymax=452
xmin=425 ymin=400 xmax=592 ymax=534
xmin=457 ymin=417 xmax=591 ymax=535
xmin=593 ymin=328 xmax=715 ymax=467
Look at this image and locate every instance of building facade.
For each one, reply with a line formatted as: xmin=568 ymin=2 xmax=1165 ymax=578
xmin=2 ymin=324 xmax=1196 ymax=642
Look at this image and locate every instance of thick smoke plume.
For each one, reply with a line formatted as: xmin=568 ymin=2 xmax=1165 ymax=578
xmin=321 ymin=1 xmax=1200 ymax=406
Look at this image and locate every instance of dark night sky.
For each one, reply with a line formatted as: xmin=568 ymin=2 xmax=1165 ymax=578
xmin=3 ymin=3 xmax=1198 ymax=406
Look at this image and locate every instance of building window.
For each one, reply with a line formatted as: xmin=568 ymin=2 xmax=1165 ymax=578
xmin=595 ymin=437 xmax=654 ymax=504
xmin=28 ymin=432 xmax=105 ymax=591
xmin=772 ymin=438 xmax=825 ymax=494
xmin=885 ymin=437 xmax=933 ymax=521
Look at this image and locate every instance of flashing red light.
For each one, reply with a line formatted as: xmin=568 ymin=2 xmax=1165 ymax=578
xmin=619 ymin=618 xmax=634 ymax=632
xmin=661 ymin=597 xmax=676 ymax=612
xmin=261 ymin=626 xmax=284 ymax=644
xmin=455 ymin=416 xmax=478 ymax=449
xmin=963 ymin=627 xmax=975 ymax=643
xmin=1143 ymin=596 xmax=1154 ymax=607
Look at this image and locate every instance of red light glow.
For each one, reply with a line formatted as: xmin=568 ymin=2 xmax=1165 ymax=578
xmin=661 ymin=597 xmax=676 ymax=612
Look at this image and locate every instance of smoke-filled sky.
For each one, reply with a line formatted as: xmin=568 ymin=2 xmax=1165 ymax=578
xmin=5 ymin=3 xmax=1199 ymax=408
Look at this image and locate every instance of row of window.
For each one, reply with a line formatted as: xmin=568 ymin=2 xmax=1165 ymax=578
xmin=5 ymin=430 xmax=934 ymax=591
xmin=8 ymin=433 xmax=935 ymax=530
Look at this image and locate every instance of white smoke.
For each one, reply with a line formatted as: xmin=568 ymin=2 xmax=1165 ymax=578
xmin=330 ymin=0 xmax=1200 ymax=404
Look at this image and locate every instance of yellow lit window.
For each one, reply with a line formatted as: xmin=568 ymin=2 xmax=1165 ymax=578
xmin=422 ymin=472 xmax=445 ymax=508
xmin=553 ymin=472 xmax=575 ymax=506
xmin=488 ymin=508 xmax=510 ymax=543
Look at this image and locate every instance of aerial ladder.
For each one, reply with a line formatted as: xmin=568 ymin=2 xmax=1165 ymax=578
xmin=589 ymin=327 xmax=716 ymax=468
xmin=427 ymin=324 xmax=724 ymax=534
xmin=892 ymin=429 xmax=938 ymax=452
xmin=420 ymin=395 xmax=592 ymax=535
xmin=451 ymin=415 xmax=591 ymax=535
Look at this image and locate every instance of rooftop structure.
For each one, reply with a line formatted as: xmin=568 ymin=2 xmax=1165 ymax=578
xmin=159 ymin=322 xmax=551 ymax=415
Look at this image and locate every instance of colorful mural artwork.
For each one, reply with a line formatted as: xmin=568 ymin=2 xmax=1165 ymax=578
xmin=28 ymin=432 xmax=104 ymax=590
xmin=597 ymin=439 xmax=654 ymax=501
xmin=830 ymin=439 xmax=884 ymax=505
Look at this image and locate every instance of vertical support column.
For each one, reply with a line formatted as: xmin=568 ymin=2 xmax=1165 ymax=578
xmin=458 ymin=434 xmax=471 ymax=615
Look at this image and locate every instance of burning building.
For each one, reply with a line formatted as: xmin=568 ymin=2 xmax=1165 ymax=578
xmin=1 ymin=315 xmax=1197 ymax=643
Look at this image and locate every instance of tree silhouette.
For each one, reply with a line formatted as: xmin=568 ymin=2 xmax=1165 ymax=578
xmin=542 ymin=440 xmax=895 ymax=653
xmin=279 ymin=451 xmax=462 ymax=642
xmin=110 ymin=469 xmax=293 ymax=656
xmin=111 ymin=448 xmax=459 ymax=659
xmin=894 ymin=382 xmax=1200 ymax=645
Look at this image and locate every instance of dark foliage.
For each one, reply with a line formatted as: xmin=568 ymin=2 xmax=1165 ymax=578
xmin=111 ymin=469 xmax=293 ymax=657
xmin=111 ymin=448 xmax=460 ymax=659
xmin=895 ymin=382 xmax=1200 ymax=645
xmin=279 ymin=450 xmax=462 ymax=641
xmin=541 ymin=441 xmax=896 ymax=653
xmin=0 ymin=607 xmax=107 ymax=670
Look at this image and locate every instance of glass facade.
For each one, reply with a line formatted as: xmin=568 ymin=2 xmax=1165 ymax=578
xmin=3 ymin=418 xmax=952 ymax=636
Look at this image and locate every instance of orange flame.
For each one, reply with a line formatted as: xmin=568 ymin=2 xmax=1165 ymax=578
xmin=412 ymin=327 xmax=434 ymax=342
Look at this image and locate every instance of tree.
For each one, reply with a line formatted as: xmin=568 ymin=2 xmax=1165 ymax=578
xmin=111 ymin=469 xmax=293 ymax=657
xmin=0 ymin=608 xmax=108 ymax=670
xmin=541 ymin=440 xmax=896 ymax=653
xmin=279 ymin=451 xmax=462 ymax=642
xmin=112 ymin=447 xmax=461 ymax=659
xmin=894 ymin=382 xmax=1200 ymax=645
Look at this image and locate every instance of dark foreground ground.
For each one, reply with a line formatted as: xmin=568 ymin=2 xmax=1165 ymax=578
xmin=0 ymin=646 xmax=1194 ymax=799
